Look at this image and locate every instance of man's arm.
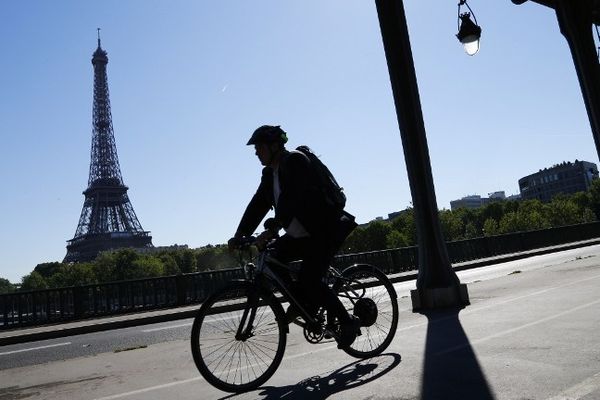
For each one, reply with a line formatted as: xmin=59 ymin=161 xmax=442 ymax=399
xmin=234 ymin=169 xmax=273 ymax=238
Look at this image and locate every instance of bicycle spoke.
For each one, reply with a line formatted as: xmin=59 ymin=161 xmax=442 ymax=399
xmin=191 ymin=283 xmax=286 ymax=392
xmin=338 ymin=266 xmax=399 ymax=358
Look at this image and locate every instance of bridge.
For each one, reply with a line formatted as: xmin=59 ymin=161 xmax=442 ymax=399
xmin=1 ymin=243 xmax=600 ymax=399
xmin=2 ymin=222 xmax=599 ymax=335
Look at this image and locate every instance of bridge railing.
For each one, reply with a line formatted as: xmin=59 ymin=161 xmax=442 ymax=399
xmin=2 ymin=221 xmax=599 ymax=330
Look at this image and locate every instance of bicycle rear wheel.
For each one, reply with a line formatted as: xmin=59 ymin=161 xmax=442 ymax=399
xmin=190 ymin=282 xmax=287 ymax=393
xmin=336 ymin=264 xmax=399 ymax=358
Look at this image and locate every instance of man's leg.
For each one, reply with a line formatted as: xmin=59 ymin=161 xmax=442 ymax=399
xmin=299 ymin=242 xmax=360 ymax=348
xmin=269 ymin=235 xmax=315 ymax=321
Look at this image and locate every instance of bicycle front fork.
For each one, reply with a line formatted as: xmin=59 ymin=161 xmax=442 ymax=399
xmin=235 ymin=292 xmax=259 ymax=341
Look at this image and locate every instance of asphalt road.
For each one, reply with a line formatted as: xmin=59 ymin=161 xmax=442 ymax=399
xmin=1 ymin=244 xmax=600 ymax=399
xmin=0 ymin=318 xmax=194 ymax=370
xmin=0 ymin=246 xmax=561 ymax=370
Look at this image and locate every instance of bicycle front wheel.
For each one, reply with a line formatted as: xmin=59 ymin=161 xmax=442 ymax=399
xmin=336 ymin=264 xmax=399 ymax=358
xmin=190 ymin=282 xmax=287 ymax=393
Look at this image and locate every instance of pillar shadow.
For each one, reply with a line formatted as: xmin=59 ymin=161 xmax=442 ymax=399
xmin=420 ymin=308 xmax=495 ymax=400
xmin=219 ymin=353 xmax=401 ymax=400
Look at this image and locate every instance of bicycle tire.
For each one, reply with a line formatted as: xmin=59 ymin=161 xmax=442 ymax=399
xmin=336 ymin=264 xmax=399 ymax=358
xmin=190 ymin=281 xmax=287 ymax=393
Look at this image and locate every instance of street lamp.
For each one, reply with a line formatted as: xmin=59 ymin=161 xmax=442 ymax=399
xmin=375 ymin=0 xmax=470 ymax=311
xmin=456 ymin=0 xmax=482 ymax=56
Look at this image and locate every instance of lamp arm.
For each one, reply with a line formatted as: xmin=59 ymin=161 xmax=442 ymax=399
xmin=458 ymin=0 xmax=479 ymax=27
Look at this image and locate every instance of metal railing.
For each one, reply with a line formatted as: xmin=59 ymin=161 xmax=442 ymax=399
xmin=2 ymin=221 xmax=599 ymax=330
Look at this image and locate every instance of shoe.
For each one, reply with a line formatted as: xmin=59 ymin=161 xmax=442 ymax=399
xmin=337 ymin=315 xmax=361 ymax=349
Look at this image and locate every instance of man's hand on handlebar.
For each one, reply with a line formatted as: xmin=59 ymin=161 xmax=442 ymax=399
xmin=227 ymin=236 xmax=243 ymax=251
xmin=228 ymin=218 xmax=281 ymax=252
xmin=254 ymin=230 xmax=277 ymax=251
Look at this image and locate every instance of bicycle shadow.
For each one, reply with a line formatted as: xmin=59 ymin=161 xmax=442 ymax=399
xmin=220 ymin=353 xmax=401 ymax=400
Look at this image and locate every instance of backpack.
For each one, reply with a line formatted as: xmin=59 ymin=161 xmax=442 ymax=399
xmin=295 ymin=145 xmax=346 ymax=211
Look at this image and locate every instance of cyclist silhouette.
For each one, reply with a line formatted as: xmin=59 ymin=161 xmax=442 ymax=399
xmin=228 ymin=125 xmax=359 ymax=348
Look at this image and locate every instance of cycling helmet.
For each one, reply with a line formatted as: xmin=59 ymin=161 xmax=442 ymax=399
xmin=246 ymin=125 xmax=288 ymax=145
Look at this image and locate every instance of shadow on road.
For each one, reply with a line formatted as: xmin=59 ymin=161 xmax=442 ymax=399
xmin=221 ymin=352 xmax=401 ymax=400
xmin=420 ymin=308 xmax=496 ymax=400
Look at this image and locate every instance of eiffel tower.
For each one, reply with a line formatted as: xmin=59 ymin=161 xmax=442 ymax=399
xmin=64 ymin=32 xmax=153 ymax=263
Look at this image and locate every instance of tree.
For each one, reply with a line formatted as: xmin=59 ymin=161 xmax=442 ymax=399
xmin=0 ymin=278 xmax=15 ymax=294
xmin=480 ymin=202 xmax=504 ymax=225
xmin=498 ymin=211 xmax=526 ymax=234
xmin=93 ymin=252 xmax=117 ymax=283
xmin=362 ymin=221 xmax=393 ymax=251
xmin=589 ymin=179 xmax=600 ymax=219
xmin=344 ymin=227 xmax=369 ymax=253
xmin=582 ymin=208 xmax=597 ymax=223
xmin=545 ymin=195 xmax=582 ymax=226
xmin=160 ymin=254 xmax=181 ymax=276
xmin=439 ymin=209 xmax=464 ymax=241
xmin=195 ymin=245 xmax=237 ymax=271
xmin=113 ymin=249 xmax=141 ymax=280
xmin=464 ymin=222 xmax=480 ymax=239
xmin=389 ymin=208 xmax=417 ymax=245
xmin=21 ymin=271 xmax=48 ymax=291
xmin=482 ymin=218 xmax=499 ymax=237
xmin=386 ymin=230 xmax=410 ymax=248
xmin=47 ymin=263 xmax=97 ymax=287
xmin=33 ymin=262 xmax=63 ymax=279
xmin=131 ymin=255 xmax=164 ymax=278
xmin=174 ymin=249 xmax=197 ymax=273
xmin=453 ymin=207 xmax=481 ymax=238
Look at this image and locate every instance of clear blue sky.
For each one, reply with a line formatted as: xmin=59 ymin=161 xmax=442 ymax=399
xmin=1 ymin=1 xmax=597 ymax=283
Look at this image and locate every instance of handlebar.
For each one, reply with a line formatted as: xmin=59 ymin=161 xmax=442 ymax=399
xmin=235 ymin=236 xmax=257 ymax=249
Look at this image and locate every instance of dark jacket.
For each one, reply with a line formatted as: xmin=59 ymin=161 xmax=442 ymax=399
xmin=236 ymin=150 xmax=338 ymax=241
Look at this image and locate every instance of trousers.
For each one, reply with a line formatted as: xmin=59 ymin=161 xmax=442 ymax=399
xmin=269 ymin=234 xmax=351 ymax=323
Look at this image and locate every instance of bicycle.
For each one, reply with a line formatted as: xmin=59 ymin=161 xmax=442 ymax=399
xmin=190 ymin=236 xmax=399 ymax=393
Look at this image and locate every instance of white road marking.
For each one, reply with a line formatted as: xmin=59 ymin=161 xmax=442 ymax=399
xmin=93 ymin=377 xmax=201 ymax=400
xmin=92 ymin=264 xmax=600 ymax=399
xmin=141 ymin=322 xmax=192 ymax=333
xmin=436 ymin=298 xmax=600 ymax=356
xmin=0 ymin=342 xmax=71 ymax=356
xmin=546 ymin=372 xmax=600 ymax=400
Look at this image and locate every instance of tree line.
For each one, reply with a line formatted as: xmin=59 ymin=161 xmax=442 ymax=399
xmin=344 ymin=179 xmax=600 ymax=253
xmin=2 ymin=180 xmax=599 ymax=294
xmin=1 ymin=245 xmax=238 ymax=293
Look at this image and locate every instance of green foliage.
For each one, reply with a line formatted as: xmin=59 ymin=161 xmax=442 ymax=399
xmin=389 ymin=208 xmax=417 ymax=244
xmin=33 ymin=262 xmax=63 ymax=279
xmin=13 ymin=183 xmax=600 ymax=291
xmin=196 ymin=245 xmax=237 ymax=271
xmin=341 ymin=185 xmax=598 ymax=251
xmin=589 ymin=179 xmax=600 ymax=217
xmin=439 ymin=209 xmax=464 ymax=241
xmin=362 ymin=221 xmax=393 ymax=251
xmin=482 ymin=218 xmax=499 ymax=237
xmin=47 ymin=263 xmax=97 ymax=288
xmin=0 ymin=278 xmax=16 ymax=294
xmin=344 ymin=226 xmax=369 ymax=253
xmin=159 ymin=254 xmax=180 ymax=276
xmin=386 ymin=230 xmax=410 ymax=249
xmin=21 ymin=271 xmax=48 ymax=291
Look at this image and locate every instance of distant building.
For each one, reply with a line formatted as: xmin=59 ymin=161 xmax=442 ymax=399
xmin=450 ymin=195 xmax=485 ymax=210
xmin=518 ymin=160 xmax=599 ymax=202
xmin=450 ymin=191 xmax=517 ymax=211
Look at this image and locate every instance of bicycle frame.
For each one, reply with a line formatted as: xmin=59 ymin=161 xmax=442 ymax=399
xmin=190 ymin=249 xmax=400 ymax=392
xmin=246 ymin=250 xmax=323 ymax=328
